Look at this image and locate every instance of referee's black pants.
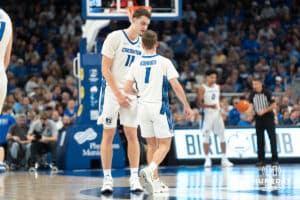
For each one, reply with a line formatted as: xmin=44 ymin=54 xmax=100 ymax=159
xmin=255 ymin=116 xmax=278 ymax=163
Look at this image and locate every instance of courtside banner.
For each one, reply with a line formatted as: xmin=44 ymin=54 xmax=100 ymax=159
xmin=174 ymin=128 xmax=300 ymax=159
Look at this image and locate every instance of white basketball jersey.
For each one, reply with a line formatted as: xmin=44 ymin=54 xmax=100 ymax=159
xmin=128 ymin=54 xmax=179 ymax=104
xmin=101 ymin=30 xmax=142 ymax=89
xmin=202 ymin=83 xmax=220 ymax=113
xmin=0 ymin=9 xmax=12 ymax=72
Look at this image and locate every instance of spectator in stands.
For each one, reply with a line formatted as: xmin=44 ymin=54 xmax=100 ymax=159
xmin=52 ymin=110 xmax=63 ymax=130
xmin=6 ymin=114 xmax=31 ymax=169
xmin=281 ymin=110 xmax=293 ymax=125
xmin=289 ymin=109 xmax=300 ymax=125
xmin=228 ymin=98 xmax=241 ymax=126
xmin=183 ymin=3 xmax=197 ymax=22
xmin=242 ymin=32 xmax=261 ymax=67
xmin=63 ymin=99 xmax=77 ymax=122
xmin=168 ymin=25 xmax=188 ymax=59
xmin=212 ymin=48 xmax=227 ymax=66
xmin=237 ymin=111 xmax=254 ymax=127
xmin=260 ymin=0 xmax=276 ymax=20
xmin=0 ymin=105 xmax=16 ymax=171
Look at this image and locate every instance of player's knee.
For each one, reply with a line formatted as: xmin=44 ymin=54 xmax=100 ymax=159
xmin=126 ymin=136 xmax=139 ymax=147
xmin=146 ymin=142 xmax=157 ymax=152
xmin=101 ymin=130 xmax=115 ymax=144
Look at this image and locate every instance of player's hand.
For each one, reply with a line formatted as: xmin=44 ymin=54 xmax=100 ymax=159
xmin=210 ymin=104 xmax=217 ymax=109
xmin=184 ymin=105 xmax=194 ymax=121
xmin=117 ymin=94 xmax=130 ymax=108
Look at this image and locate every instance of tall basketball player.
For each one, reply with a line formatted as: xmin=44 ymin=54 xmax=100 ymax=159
xmin=0 ymin=8 xmax=13 ymax=114
xmin=97 ymin=8 xmax=151 ymax=193
xmin=125 ymin=30 xmax=193 ymax=194
xmin=197 ymin=69 xmax=233 ymax=168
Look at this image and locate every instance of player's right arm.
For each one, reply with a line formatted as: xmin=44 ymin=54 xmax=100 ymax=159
xmin=197 ymin=86 xmax=216 ymax=109
xmin=101 ymin=32 xmax=129 ymax=108
xmin=124 ymin=62 xmax=138 ymax=95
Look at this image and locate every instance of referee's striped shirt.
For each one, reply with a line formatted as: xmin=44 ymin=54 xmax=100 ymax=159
xmin=249 ymin=88 xmax=275 ymax=118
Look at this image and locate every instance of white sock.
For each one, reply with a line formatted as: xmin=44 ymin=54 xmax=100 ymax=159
xmin=130 ymin=168 xmax=139 ymax=178
xmin=153 ymin=178 xmax=159 ymax=183
xmin=103 ymin=169 xmax=111 ymax=177
xmin=222 ymin=154 xmax=227 ymax=159
xmin=149 ymin=162 xmax=157 ymax=172
xmin=205 ymin=154 xmax=210 ymax=160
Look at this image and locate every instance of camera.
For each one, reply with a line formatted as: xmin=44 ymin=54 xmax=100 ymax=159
xmin=32 ymin=130 xmax=42 ymax=141
xmin=32 ymin=123 xmax=46 ymax=141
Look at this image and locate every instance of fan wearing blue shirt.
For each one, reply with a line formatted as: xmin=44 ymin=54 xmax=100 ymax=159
xmin=0 ymin=104 xmax=16 ymax=171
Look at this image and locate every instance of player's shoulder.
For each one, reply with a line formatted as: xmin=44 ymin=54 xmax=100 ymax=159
xmin=0 ymin=9 xmax=11 ymax=21
xmin=157 ymin=55 xmax=173 ymax=65
xmin=107 ymin=30 xmax=123 ymax=38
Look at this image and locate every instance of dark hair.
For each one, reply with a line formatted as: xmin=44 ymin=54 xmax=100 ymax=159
xmin=2 ymin=104 xmax=12 ymax=112
xmin=132 ymin=8 xmax=151 ymax=19
xmin=252 ymin=77 xmax=263 ymax=83
xmin=40 ymin=112 xmax=48 ymax=120
xmin=205 ymin=69 xmax=218 ymax=76
xmin=142 ymin=30 xmax=157 ymax=49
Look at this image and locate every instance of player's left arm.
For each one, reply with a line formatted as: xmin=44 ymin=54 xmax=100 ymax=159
xmin=4 ymin=22 xmax=13 ymax=69
xmin=124 ymin=80 xmax=137 ymax=95
xmin=169 ymin=78 xmax=193 ymax=120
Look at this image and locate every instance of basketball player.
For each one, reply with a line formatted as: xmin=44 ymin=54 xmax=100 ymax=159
xmin=197 ymin=69 xmax=233 ymax=168
xmin=97 ymin=8 xmax=151 ymax=193
xmin=0 ymin=8 xmax=13 ymax=114
xmin=124 ymin=30 xmax=193 ymax=194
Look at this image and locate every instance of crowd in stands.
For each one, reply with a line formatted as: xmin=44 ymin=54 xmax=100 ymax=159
xmin=150 ymin=0 xmax=300 ymax=127
xmin=0 ymin=0 xmax=300 ymax=168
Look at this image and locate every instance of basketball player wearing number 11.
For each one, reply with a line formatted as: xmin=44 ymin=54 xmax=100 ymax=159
xmin=0 ymin=9 xmax=12 ymax=114
xmin=97 ymin=8 xmax=151 ymax=193
xmin=197 ymin=69 xmax=233 ymax=168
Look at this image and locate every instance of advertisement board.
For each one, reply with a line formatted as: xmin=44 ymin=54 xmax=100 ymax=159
xmin=174 ymin=128 xmax=299 ymax=159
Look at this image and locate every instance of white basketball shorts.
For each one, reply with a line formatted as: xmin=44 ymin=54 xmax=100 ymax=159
xmin=97 ymin=86 xmax=138 ymax=129
xmin=200 ymin=111 xmax=225 ymax=140
xmin=138 ymin=103 xmax=173 ymax=139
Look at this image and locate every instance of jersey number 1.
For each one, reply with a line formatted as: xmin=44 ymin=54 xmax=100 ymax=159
xmin=211 ymin=93 xmax=216 ymax=100
xmin=144 ymin=67 xmax=151 ymax=83
xmin=0 ymin=22 xmax=6 ymax=41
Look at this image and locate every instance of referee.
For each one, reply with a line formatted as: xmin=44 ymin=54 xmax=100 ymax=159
xmin=249 ymin=78 xmax=279 ymax=167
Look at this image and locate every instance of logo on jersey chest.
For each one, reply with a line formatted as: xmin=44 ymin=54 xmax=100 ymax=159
xmin=122 ymin=47 xmax=142 ymax=56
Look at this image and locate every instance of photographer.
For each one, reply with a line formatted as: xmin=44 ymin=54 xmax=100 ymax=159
xmin=27 ymin=112 xmax=58 ymax=168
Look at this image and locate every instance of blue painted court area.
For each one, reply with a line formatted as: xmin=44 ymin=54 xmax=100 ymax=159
xmin=58 ymin=164 xmax=300 ymax=200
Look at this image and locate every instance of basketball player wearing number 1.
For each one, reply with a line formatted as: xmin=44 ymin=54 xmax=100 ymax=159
xmin=0 ymin=9 xmax=13 ymax=114
xmin=97 ymin=8 xmax=151 ymax=193
xmin=125 ymin=30 xmax=193 ymax=194
xmin=197 ymin=69 xmax=233 ymax=168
